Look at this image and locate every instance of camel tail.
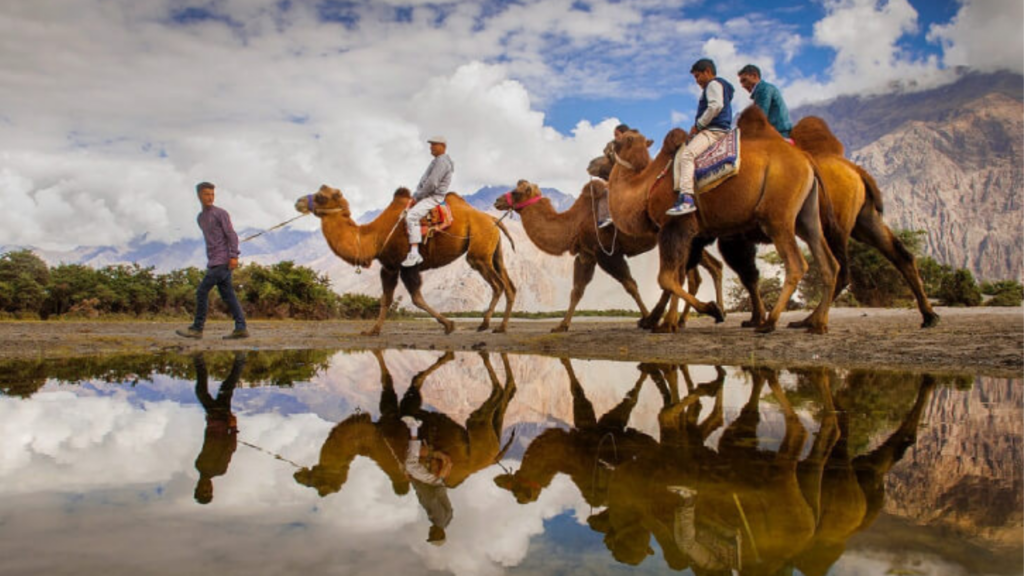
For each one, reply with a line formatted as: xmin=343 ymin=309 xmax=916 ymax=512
xmin=855 ymin=165 xmax=885 ymax=214
xmin=813 ymin=163 xmax=848 ymax=283
xmin=495 ymin=218 xmax=516 ymax=252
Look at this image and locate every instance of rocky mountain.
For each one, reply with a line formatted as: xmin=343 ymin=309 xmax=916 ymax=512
xmin=791 ymin=71 xmax=1023 ymax=282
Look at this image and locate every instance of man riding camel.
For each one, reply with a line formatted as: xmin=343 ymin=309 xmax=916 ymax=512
xmin=596 ymin=123 xmax=630 ymax=229
xmin=667 ymin=58 xmax=735 ymax=217
xmin=737 ymin=64 xmax=792 ymax=139
xmin=402 ymin=136 xmax=455 ymax=267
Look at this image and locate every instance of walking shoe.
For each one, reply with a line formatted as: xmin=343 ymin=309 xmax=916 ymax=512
xmin=597 ymin=218 xmax=614 ymax=229
xmin=175 ymin=327 xmax=203 ymax=339
xmin=402 ymin=251 xmax=423 ymax=267
xmin=222 ymin=328 xmax=250 ymax=340
xmin=665 ymin=194 xmax=697 ymax=216
xmin=402 ymin=416 xmax=422 ymax=433
xmin=667 ymin=485 xmax=697 ymax=505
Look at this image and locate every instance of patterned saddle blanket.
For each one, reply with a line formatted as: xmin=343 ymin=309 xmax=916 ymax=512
xmin=420 ymin=202 xmax=453 ymax=241
xmin=695 ymin=128 xmax=741 ymax=193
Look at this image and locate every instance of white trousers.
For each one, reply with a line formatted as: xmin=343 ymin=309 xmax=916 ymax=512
xmin=406 ymin=195 xmax=444 ymax=244
xmin=673 ymin=130 xmax=727 ymax=195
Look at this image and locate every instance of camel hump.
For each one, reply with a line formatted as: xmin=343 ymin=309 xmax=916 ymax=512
xmin=394 ymin=187 xmax=412 ymax=199
xmin=735 ymin=105 xmax=776 ymax=139
xmin=791 ymin=117 xmax=845 ymax=156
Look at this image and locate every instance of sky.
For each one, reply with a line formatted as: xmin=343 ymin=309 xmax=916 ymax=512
xmin=0 ymin=0 xmax=1021 ymax=250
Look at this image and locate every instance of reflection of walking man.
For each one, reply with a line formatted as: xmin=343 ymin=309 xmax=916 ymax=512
xmin=193 ymin=352 xmax=247 ymax=504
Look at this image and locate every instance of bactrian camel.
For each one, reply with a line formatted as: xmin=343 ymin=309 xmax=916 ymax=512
xmin=608 ymin=106 xmax=843 ymax=333
xmin=296 ymin=185 xmax=516 ymax=335
xmin=494 ymin=179 xmax=724 ymax=332
xmin=790 ymin=116 xmax=940 ymax=329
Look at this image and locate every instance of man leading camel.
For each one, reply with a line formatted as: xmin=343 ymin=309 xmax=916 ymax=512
xmin=666 ymin=58 xmax=735 ymax=217
xmin=402 ymin=136 xmax=454 ymax=267
xmin=737 ymin=64 xmax=792 ymax=139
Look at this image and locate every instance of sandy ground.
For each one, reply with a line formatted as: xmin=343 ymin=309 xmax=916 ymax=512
xmin=2 ymin=307 xmax=1021 ymax=377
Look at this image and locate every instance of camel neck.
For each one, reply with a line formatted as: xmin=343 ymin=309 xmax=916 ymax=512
xmin=518 ymin=197 xmax=585 ymax=255
xmin=320 ymin=214 xmax=380 ymax=268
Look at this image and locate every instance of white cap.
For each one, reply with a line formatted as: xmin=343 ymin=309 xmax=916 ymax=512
xmin=427 ymin=135 xmax=447 ymax=145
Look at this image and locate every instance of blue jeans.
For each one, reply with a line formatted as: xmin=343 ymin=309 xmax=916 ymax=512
xmin=192 ymin=265 xmax=246 ymax=331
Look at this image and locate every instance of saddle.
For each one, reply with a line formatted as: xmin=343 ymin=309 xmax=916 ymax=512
xmin=694 ymin=128 xmax=741 ymax=194
xmin=419 ymin=202 xmax=454 ymax=242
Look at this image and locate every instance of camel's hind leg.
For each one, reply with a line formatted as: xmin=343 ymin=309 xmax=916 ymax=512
xmin=467 ymin=250 xmax=505 ymax=333
xmin=791 ymin=186 xmax=839 ymax=334
xmin=363 ymin=268 xmax=400 ymax=336
xmin=679 ymin=250 xmax=726 ymax=327
xmin=552 ymin=253 xmax=598 ymax=333
xmin=399 ymin=267 xmax=455 ymax=334
xmin=852 ymin=209 xmax=939 ymax=328
xmin=655 ymin=220 xmax=724 ymax=323
xmin=491 ymin=241 xmax=516 ymax=333
xmin=639 ymin=290 xmax=673 ymax=330
xmin=719 ymin=238 xmax=766 ymax=328
xmin=596 ymin=249 xmax=650 ymax=322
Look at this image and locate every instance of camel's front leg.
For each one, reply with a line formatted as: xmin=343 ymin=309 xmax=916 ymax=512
xmin=363 ymin=268 xmax=399 ymax=336
xmin=656 ymin=223 xmax=724 ymax=323
xmin=553 ymin=254 xmax=598 ymax=333
xmin=595 ymin=250 xmax=649 ymax=322
xmin=400 ymin=267 xmax=455 ymax=334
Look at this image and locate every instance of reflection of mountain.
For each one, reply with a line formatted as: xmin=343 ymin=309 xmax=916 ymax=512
xmin=883 ymin=376 xmax=1023 ymax=549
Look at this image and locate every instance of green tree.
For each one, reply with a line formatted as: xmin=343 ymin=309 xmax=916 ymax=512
xmin=45 ymin=264 xmax=105 ymax=316
xmin=980 ymin=280 xmax=1023 ymax=307
xmin=935 ymin=268 xmax=982 ymax=307
xmin=0 ymin=250 xmax=50 ymax=314
xmin=846 ymin=230 xmax=928 ymax=307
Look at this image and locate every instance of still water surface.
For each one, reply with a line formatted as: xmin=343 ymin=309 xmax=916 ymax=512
xmin=1 ymin=350 xmax=1020 ymax=576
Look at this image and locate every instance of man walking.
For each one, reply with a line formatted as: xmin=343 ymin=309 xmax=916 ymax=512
xmin=667 ymin=58 xmax=735 ymax=216
xmin=402 ymin=136 xmax=454 ymax=267
xmin=737 ymin=64 xmax=792 ymax=138
xmin=176 ymin=182 xmax=249 ymax=339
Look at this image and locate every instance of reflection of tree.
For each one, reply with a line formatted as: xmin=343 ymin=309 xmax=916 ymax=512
xmin=0 ymin=349 xmax=335 ymax=399
xmin=294 ymin=351 xmax=516 ymax=544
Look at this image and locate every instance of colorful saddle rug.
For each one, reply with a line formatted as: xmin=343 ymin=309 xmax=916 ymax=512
xmin=694 ymin=128 xmax=741 ymax=194
xmin=420 ymin=202 xmax=453 ymax=241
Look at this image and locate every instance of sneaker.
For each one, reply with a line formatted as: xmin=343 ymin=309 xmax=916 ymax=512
xmin=402 ymin=251 xmax=423 ymax=267
xmin=175 ymin=327 xmax=203 ymax=339
xmin=402 ymin=415 xmax=422 ymax=432
xmin=665 ymin=194 xmax=697 ymax=216
xmin=597 ymin=218 xmax=614 ymax=229
xmin=222 ymin=328 xmax=250 ymax=340
xmin=667 ymin=485 xmax=697 ymax=504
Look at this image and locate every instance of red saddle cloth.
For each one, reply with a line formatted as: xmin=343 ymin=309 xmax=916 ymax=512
xmin=420 ymin=203 xmax=454 ymax=242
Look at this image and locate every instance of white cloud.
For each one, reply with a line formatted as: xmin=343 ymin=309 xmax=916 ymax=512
xmin=927 ymin=0 xmax=1024 ymax=73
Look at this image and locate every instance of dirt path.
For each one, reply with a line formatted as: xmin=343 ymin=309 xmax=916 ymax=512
xmin=2 ymin=307 xmax=1021 ymax=377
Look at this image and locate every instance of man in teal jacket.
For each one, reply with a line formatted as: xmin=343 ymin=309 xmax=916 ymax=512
xmin=737 ymin=64 xmax=792 ymax=139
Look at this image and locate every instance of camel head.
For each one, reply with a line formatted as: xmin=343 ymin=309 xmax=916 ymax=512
xmin=293 ymin=464 xmax=349 ymax=497
xmin=611 ymin=129 xmax=653 ymax=173
xmin=493 ymin=179 xmax=542 ymax=212
xmin=586 ymin=140 xmax=615 ymax=180
xmin=295 ymin=184 xmax=351 ymax=218
xmin=494 ymin=471 xmax=544 ymax=503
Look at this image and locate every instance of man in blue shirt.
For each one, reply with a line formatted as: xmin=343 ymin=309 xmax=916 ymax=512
xmin=737 ymin=64 xmax=792 ymax=139
xmin=176 ymin=182 xmax=249 ymax=340
xmin=667 ymin=58 xmax=735 ymax=216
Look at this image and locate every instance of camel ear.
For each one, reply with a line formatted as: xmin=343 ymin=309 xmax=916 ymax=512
xmin=394 ymin=187 xmax=412 ymax=198
xmin=494 ymin=474 xmax=513 ymax=490
xmin=516 ymin=179 xmax=528 ymax=187
xmin=646 ymin=138 xmax=653 ymax=147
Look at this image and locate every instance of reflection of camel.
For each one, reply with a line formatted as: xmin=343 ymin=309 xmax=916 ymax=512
xmin=295 ymin=185 xmax=516 ymax=335
xmin=790 ymin=117 xmax=940 ymax=329
xmin=193 ymin=352 xmax=247 ymax=505
xmin=791 ymin=371 xmax=936 ymax=576
xmin=294 ymin=350 xmax=516 ymax=494
xmin=607 ymin=107 xmax=843 ymax=333
xmin=494 ymin=358 xmax=659 ymax=505
xmin=494 ymin=179 xmax=724 ymax=333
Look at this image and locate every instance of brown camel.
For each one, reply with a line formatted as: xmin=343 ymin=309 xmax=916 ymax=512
xmin=608 ymin=106 xmax=842 ymax=333
xmin=296 ymin=185 xmax=516 ymax=335
xmin=791 ymin=116 xmax=940 ymax=328
xmin=493 ymin=179 xmax=724 ymax=332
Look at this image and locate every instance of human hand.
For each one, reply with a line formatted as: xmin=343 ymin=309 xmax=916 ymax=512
xmin=228 ymin=257 xmax=239 ymax=270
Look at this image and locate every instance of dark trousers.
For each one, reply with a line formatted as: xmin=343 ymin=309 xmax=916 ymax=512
xmin=192 ymin=265 xmax=246 ymax=331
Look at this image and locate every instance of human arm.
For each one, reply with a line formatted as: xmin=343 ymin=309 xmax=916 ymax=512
xmin=694 ymin=80 xmax=725 ymax=131
xmin=412 ymin=156 xmax=454 ymax=201
xmin=220 ymin=210 xmax=241 ymax=268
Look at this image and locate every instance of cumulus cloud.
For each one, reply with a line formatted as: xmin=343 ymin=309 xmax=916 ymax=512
xmin=927 ymin=0 xmax=1024 ymax=73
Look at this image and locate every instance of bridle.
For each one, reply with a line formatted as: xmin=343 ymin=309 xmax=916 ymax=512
xmin=304 ymin=194 xmax=345 ymax=215
xmin=502 ymin=191 xmax=543 ymax=211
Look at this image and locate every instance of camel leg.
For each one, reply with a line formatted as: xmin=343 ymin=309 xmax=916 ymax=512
xmin=553 ymin=254 xmax=598 ymax=333
xmin=561 ymin=358 xmax=597 ymax=429
xmin=656 ymin=222 xmax=724 ymax=322
xmin=719 ymin=238 xmax=766 ymax=328
xmin=791 ymin=189 xmax=840 ymax=334
xmin=759 ymin=227 xmax=807 ymax=334
xmin=596 ymin=371 xmax=646 ymax=431
xmin=655 ymin=292 xmax=681 ymax=333
xmin=795 ymin=369 xmax=840 ymax=523
xmin=492 ymin=242 xmax=516 ymax=333
xmin=363 ymin=268 xmax=400 ymax=336
xmin=697 ymin=367 xmax=727 ymax=441
xmin=467 ymin=253 xmax=504 ymax=333
xmin=400 ymin=267 xmax=455 ymax=334
xmin=595 ymin=250 xmax=650 ymax=322
xmin=639 ymin=290 xmax=673 ymax=330
xmin=699 ymin=249 xmax=726 ymax=320
xmin=852 ymin=209 xmax=939 ymax=328
xmin=466 ymin=353 xmax=507 ymax=459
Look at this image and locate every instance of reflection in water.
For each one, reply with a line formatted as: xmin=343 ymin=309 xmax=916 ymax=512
xmin=294 ymin=351 xmax=516 ymax=546
xmin=0 ymin=350 xmax=1019 ymax=575
xmin=193 ymin=352 xmax=247 ymax=505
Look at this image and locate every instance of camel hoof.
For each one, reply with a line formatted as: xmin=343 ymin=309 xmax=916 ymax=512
xmin=637 ymin=317 xmax=657 ymax=330
xmin=443 ymin=322 xmax=456 ymax=335
xmin=921 ymin=313 xmax=940 ymax=329
xmin=550 ymin=325 xmax=569 ymax=333
xmin=740 ymin=319 xmax=760 ymax=329
xmin=806 ymin=325 xmax=828 ymax=335
xmin=492 ymin=326 xmax=507 ymax=334
xmin=755 ymin=323 xmax=776 ymax=334
xmin=476 ymin=324 xmax=490 ymax=332
xmin=653 ymin=324 xmax=678 ymax=334
xmin=787 ymin=318 xmax=811 ymax=329
xmin=360 ymin=329 xmax=381 ymax=337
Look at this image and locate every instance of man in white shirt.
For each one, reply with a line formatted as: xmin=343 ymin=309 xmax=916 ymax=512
xmin=403 ymin=136 xmax=454 ymax=267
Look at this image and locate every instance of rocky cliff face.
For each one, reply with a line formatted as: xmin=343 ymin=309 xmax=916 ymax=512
xmin=884 ymin=376 xmax=1023 ymax=549
xmin=850 ymin=93 xmax=1023 ymax=282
